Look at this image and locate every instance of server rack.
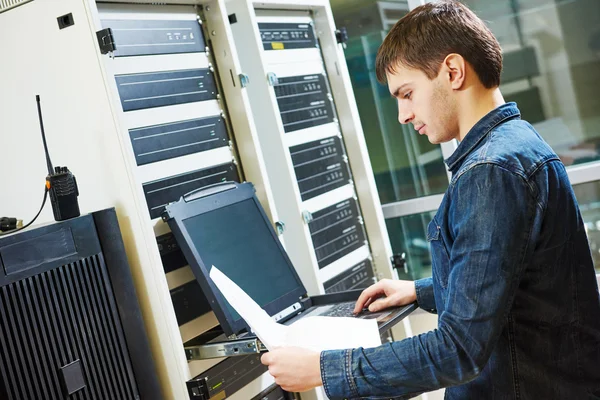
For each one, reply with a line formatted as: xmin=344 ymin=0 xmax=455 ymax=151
xmin=225 ymin=3 xmax=399 ymax=398
xmin=92 ymin=1 xmax=280 ymax=396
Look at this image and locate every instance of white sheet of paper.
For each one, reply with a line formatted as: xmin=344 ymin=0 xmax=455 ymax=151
xmin=209 ymin=266 xmax=286 ymax=349
xmin=209 ymin=266 xmax=381 ymax=351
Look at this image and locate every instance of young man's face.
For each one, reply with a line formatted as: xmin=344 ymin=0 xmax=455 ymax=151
xmin=386 ymin=64 xmax=458 ymax=144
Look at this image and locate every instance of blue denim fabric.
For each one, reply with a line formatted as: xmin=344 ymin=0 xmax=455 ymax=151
xmin=321 ymin=103 xmax=600 ymax=399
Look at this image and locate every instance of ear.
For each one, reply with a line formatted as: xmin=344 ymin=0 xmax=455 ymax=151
xmin=441 ymin=53 xmax=466 ymax=90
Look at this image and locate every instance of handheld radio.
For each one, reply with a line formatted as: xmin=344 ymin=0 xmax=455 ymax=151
xmin=36 ymin=95 xmax=80 ymax=221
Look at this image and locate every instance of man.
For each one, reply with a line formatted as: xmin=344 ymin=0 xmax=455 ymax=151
xmin=261 ymin=1 xmax=600 ymax=399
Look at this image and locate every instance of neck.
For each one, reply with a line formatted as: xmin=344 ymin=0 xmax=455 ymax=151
xmin=457 ymin=87 xmax=505 ymax=141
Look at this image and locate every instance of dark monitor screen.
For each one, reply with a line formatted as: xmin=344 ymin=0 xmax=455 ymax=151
xmin=182 ymin=198 xmax=303 ymax=322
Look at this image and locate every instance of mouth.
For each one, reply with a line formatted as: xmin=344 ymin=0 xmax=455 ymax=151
xmin=415 ymin=125 xmax=426 ymax=135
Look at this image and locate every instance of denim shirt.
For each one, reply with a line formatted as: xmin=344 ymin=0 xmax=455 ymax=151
xmin=320 ymin=103 xmax=600 ymax=399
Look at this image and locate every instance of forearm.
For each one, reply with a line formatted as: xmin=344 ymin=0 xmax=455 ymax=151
xmin=321 ymin=323 xmax=481 ymax=399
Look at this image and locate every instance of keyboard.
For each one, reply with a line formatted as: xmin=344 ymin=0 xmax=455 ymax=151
xmin=302 ymin=301 xmax=393 ymax=321
xmin=320 ymin=302 xmax=356 ymax=318
xmin=308 ymin=301 xmax=393 ymax=321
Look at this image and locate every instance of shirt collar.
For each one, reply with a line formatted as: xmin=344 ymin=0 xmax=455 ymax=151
xmin=445 ymin=102 xmax=521 ymax=172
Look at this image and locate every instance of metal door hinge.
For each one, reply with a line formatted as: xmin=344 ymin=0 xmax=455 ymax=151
xmin=301 ymin=210 xmax=313 ymax=224
xmin=391 ymin=252 xmax=408 ymax=274
xmin=275 ymin=221 xmax=286 ymax=235
xmin=239 ymin=73 xmax=250 ymax=88
xmin=335 ymin=27 xmax=348 ymax=49
xmin=267 ymin=72 xmax=278 ymax=86
xmin=96 ymin=28 xmax=116 ymax=54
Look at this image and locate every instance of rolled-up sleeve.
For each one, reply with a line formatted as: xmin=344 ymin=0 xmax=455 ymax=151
xmin=320 ymin=349 xmax=358 ymax=399
xmin=415 ymin=277 xmax=436 ymax=313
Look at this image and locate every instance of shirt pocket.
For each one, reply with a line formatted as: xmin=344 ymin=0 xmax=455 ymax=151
xmin=427 ymin=218 xmax=450 ymax=289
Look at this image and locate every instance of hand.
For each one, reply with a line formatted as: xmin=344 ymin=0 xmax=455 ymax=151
xmin=354 ymin=279 xmax=417 ymax=313
xmin=260 ymin=347 xmax=322 ymax=392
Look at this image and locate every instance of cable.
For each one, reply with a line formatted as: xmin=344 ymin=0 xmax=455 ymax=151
xmin=0 ymin=186 xmax=49 ymax=236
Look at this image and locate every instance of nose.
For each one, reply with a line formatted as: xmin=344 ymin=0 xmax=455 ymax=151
xmin=397 ymin=101 xmax=414 ymax=125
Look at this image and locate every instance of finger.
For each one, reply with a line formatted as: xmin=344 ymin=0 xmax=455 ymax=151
xmin=354 ymin=282 xmax=385 ymax=313
xmin=368 ymin=296 xmax=393 ymax=312
xmin=366 ymin=294 xmax=386 ymax=307
xmin=355 ymin=283 xmax=384 ymax=312
xmin=261 ymin=352 xmax=272 ymax=365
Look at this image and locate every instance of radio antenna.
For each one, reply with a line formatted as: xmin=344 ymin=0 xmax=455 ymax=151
xmin=36 ymin=95 xmax=54 ymax=175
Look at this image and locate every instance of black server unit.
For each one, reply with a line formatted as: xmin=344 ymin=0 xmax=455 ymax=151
xmin=251 ymin=383 xmax=293 ymax=400
xmin=323 ymin=259 xmax=375 ymax=294
xmin=0 ymin=209 xmax=161 ymax=400
xmin=187 ymin=354 xmax=268 ymax=399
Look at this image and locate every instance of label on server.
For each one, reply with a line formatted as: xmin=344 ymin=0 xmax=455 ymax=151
xmin=258 ymin=22 xmax=317 ymax=50
xmin=170 ymin=280 xmax=212 ymax=326
xmin=309 ymin=199 xmax=367 ymax=269
xmin=187 ymin=354 xmax=267 ymax=399
xmin=143 ymin=162 xmax=239 ymax=219
xmin=115 ymin=68 xmax=217 ymax=111
xmin=274 ymin=74 xmax=334 ymax=132
xmin=129 ymin=115 xmax=228 ymax=166
xmin=323 ymin=259 xmax=375 ymax=294
xmin=290 ymin=136 xmax=350 ymax=201
xmin=101 ymin=19 xmax=206 ymax=57
xmin=157 ymin=232 xmax=187 ymax=273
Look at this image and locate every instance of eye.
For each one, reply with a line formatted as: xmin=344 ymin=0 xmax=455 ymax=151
xmin=403 ymin=91 xmax=412 ymax=99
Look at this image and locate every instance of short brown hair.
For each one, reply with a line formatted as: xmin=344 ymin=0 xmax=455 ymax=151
xmin=376 ymin=0 xmax=503 ymax=88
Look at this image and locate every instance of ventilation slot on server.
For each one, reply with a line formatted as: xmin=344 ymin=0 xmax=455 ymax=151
xmin=115 ymin=68 xmax=217 ymax=111
xmin=102 ymin=19 xmax=206 ymax=57
xmin=258 ymin=22 xmax=317 ymax=50
xmin=308 ymin=198 xmax=367 ymax=269
xmin=323 ymin=259 xmax=375 ymax=294
xmin=274 ymin=74 xmax=335 ymax=132
xmin=187 ymin=354 xmax=267 ymax=399
xmin=129 ymin=115 xmax=229 ymax=165
xmin=0 ymin=0 xmax=32 ymax=13
xmin=143 ymin=162 xmax=239 ymax=219
xmin=0 ymin=256 xmax=139 ymax=400
xmin=290 ymin=136 xmax=350 ymax=201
